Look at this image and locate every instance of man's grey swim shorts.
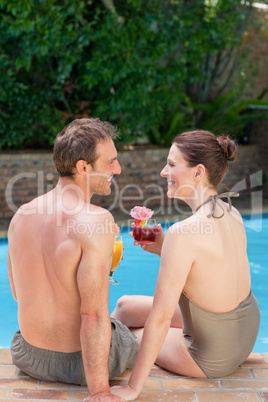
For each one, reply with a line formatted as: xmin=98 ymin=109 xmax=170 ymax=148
xmin=11 ymin=318 xmax=139 ymax=385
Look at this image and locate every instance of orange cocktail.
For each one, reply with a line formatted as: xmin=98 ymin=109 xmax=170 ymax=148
xmin=109 ymin=234 xmax=123 ymax=284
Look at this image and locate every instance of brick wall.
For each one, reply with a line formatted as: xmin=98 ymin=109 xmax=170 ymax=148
xmin=0 ymin=144 xmax=263 ymax=225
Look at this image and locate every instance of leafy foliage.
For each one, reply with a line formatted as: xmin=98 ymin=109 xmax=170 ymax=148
xmin=193 ymin=95 xmax=268 ymax=137
xmin=0 ymin=0 xmax=267 ymax=149
xmin=0 ymin=0 xmax=93 ymax=148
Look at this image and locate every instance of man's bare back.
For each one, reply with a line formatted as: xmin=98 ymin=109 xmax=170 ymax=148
xmin=8 ymin=188 xmax=113 ymax=352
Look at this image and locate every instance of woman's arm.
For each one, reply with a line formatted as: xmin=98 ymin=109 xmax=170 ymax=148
xmin=111 ymin=223 xmax=195 ymax=400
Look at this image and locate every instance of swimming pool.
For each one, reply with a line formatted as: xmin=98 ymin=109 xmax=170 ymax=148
xmin=1 ymin=215 xmax=267 ymax=352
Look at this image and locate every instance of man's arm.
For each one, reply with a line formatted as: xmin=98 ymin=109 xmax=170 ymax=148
xmin=7 ymin=250 xmax=17 ymax=301
xmin=77 ymin=212 xmax=114 ymax=397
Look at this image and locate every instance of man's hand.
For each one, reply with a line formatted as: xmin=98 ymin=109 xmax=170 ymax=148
xmin=114 ymin=224 xmax=120 ymax=234
xmin=83 ymin=391 xmax=126 ymax=401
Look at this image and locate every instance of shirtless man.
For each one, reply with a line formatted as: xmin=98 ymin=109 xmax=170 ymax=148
xmin=8 ymin=118 xmax=139 ymax=402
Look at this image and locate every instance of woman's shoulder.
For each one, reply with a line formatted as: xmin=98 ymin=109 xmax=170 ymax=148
xmin=166 ymin=201 xmax=244 ymax=239
xmin=168 ymin=213 xmax=214 ymax=238
xmin=167 ymin=215 xmax=192 ymax=234
xmin=228 ymin=203 xmax=243 ymax=222
xmin=215 ymin=200 xmax=244 ymax=227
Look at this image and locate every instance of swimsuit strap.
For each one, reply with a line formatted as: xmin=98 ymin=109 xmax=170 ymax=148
xmin=195 ymin=192 xmax=239 ymax=219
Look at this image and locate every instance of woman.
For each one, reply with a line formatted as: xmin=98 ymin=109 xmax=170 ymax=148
xmin=111 ymin=130 xmax=260 ymax=401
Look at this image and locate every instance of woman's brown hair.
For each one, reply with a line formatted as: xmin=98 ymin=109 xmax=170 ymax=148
xmin=173 ymin=130 xmax=238 ymax=188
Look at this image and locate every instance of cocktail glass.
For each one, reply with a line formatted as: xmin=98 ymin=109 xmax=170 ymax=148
xmin=109 ymin=234 xmax=123 ymax=285
xmin=133 ymin=219 xmax=158 ymax=244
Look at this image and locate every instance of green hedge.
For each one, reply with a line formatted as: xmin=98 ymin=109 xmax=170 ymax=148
xmin=0 ymin=0 xmax=267 ymax=149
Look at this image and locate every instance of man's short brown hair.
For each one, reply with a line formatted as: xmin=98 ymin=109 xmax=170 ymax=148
xmin=53 ymin=118 xmax=119 ymax=177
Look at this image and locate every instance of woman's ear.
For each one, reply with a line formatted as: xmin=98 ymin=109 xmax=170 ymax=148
xmin=193 ymin=164 xmax=205 ymax=181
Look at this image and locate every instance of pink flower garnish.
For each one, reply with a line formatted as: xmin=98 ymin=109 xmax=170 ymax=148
xmin=130 ymin=206 xmax=154 ymax=220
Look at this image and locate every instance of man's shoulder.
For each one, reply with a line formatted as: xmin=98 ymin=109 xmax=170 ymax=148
xmin=78 ymin=204 xmax=114 ymax=224
xmin=65 ymin=205 xmax=115 ymax=242
xmin=8 ymin=198 xmax=39 ymax=230
xmin=13 ymin=195 xmax=45 ymax=218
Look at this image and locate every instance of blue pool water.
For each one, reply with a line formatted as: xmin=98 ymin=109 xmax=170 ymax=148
xmin=0 ymin=215 xmax=267 ymax=352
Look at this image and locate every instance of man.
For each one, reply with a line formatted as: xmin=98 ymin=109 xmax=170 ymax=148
xmin=8 ymin=118 xmax=139 ymax=401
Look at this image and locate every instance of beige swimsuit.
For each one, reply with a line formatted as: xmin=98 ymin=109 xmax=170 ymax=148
xmin=179 ymin=193 xmax=261 ymax=378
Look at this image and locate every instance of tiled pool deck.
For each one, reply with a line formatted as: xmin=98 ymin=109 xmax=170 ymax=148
xmin=0 ymin=349 xmax=268 ymax=401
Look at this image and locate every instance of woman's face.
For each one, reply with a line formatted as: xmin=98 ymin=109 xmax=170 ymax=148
xmin=160 ymin=144 xmax=196 ymax=199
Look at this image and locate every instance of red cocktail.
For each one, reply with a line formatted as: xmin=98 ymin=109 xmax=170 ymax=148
xmin=133 ymin=218 xmax=158 ymax=244
xmin=133 ymin=226 xmax=158 ymax=244
xmin=130 ymin=207 xmax=157 ymax=244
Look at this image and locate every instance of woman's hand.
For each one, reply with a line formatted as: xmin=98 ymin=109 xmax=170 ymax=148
xmin=83 ymin=391 xmax=126 ymax=401
xmin=130 ymin=223 xmax=165 ymax=256
xmin=110 ymin=384 xmax=139 ymax=401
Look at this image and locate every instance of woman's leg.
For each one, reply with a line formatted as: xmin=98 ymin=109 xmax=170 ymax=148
xmin=131 ymin=327 xmax=206 ymax=378
xmin=155 ymin=328 xmax=206 ymax=377
xmin=111 ymin=295 xmax=183 ymax=329
xmin=111 ymin=295 xmax=154 ymax=328
xmin=113 ymin=297 xmax=204 ymax=377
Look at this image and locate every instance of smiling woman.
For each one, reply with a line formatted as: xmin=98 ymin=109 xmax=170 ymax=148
xmin=110 ymin=130 xmax=260 ymax=401
xmin=161 ymin=144 xmax=196 ymax=200
xmin=161 ymin=131 xmax=238 ymax=202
